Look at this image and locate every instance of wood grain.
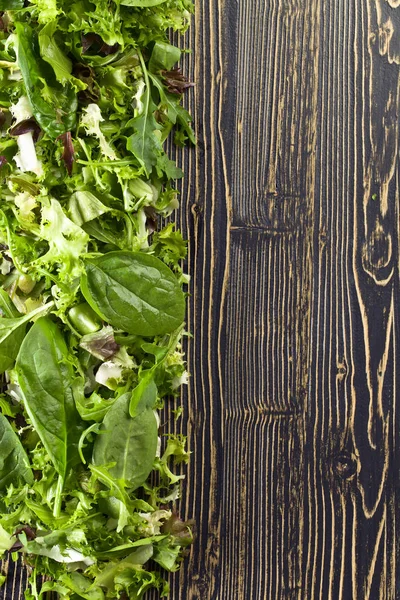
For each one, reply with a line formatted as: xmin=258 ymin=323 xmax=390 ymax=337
xmin=304 ymin=1 xmax=400 ymax=598
xmin=2 ymin=1 xmax=400 ymax=599
xmin=168 ymin=0 xmax=317 ymax=598
xmin=165 ymin=0 xmax=400 ymax=598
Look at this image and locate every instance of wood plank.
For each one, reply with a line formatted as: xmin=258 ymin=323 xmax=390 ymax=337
xmin=0 ymin=559 xmax=28 ymax=600
xmin=304 ymin=1 xmax=400 ymax=598
xmin=164 ymin=0 xmax=318 ymax=597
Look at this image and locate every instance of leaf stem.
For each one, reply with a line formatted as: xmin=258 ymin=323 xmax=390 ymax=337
xmin=53 ymin=474 xmax=64 ymax=518
xmin=137 ymin=49 xmax=151 ymax=116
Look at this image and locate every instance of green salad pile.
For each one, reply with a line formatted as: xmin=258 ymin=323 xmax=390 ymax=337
xmin=0 ymin=1 xmax=194 ymax=598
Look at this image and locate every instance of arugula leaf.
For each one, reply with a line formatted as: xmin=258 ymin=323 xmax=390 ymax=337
xmin=127 ymin=112 xmax=162 ymax=175
xmin=81 ymin=251 xmax=185 ymax=336
xmin=150 ymin=72 xmax=196 ymax=145
xmin=0 ymin=413 xmax=33 ymax=489
xmin=126 ymin=51 xmax=163 ymax=175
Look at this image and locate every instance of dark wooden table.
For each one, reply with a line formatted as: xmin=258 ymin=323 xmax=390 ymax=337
xmin=2 ymin=1 xmax=400 ymax=599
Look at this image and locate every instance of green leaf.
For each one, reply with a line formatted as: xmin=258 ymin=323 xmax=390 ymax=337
xmin=28 ymin=0 xmax=59 ymax=23
xmin=129 ymin=373 xmax=157 ymax=417
xmin=14 ymin=22 xmax=77 ymax=139
xmin=83 ymin=220 xmax=122 ymax=247
xmin=35 ymin=198 xmax=89 ymax=282
xmin=126 ymin=50 xmax=162 ymax=175
xmin=126 ymin=110 xmax=162 ymax=175
xmin=38 ymin=22 xmax=86 ymax=92
xmin=0 ymin=289 xmax=26 ymax=374
xmin=0 ymin=294 xmax=53 ymax=374
xmin=93 ymin=393 xmax=158 ymax=490
xmin=92 ymin=547 xmax=155 ymax=595
xmin=149 ymin=42 xmax=181 ymax=72
xmin=73 ymin=382 xmax=114 ymax=423
xmin=0 ymin=413 xmax=33 ymax=489
xmin=0 ymin=0 xmax=23 ymax=8
xmin=16 ymin=317 xmax=83 ymax=481
xmin=0 ymin=524 xmax=15 ymax=559
xmin=153 ymin=537 xmax=180 ymax=571
xmin=81 ymin=251 xmax=185 ymax=336
xmin=151 ymin=223 xmax=187 ymax=269
xmin=68 ymin=191 xmax=111 ymax=226
xmin=150 ymin=73 xmax=196 ymax=145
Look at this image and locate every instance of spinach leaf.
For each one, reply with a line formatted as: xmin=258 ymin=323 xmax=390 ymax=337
xmin=129 ymin=373 xmax=157 ymax=417
xmin=81 ymin=251 xmax=185 ymax=336
xmin=16 ymin=317 xmax=84 ymax=494
xmin=0 ymin=293 xmax=53 ymax=374
xmin=83 ymin=219 xmax=123 ymax=247
xmin=14 ymin=22 xmax=77 ymax=139
xmin=0 ymin=289 xmax=26 ymax=374
xmin=0 ymin=0 xmax=23 ymax=7
xmin=0 ymin=413 xmax=33 ymax=489
xmin=93 ymin=392 xmax=158 ymax=491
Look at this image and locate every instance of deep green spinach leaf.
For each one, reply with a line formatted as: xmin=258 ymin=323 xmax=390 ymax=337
xmin=0 ymin=0 xmax=23 ymax=7
xmin=0 ymin=293 xmax=53 ymax=374
xmin=81 ymin=251 xmax=185 ymax=336
xmin=16 ymin=317 xmax=84 ymax=483
xmin=0 ymin=413 xmax=33 ymax=490
xmin=0 ymin=289 xmax=26 ymax=374
xmin=93 ymin=392 xmax=158 ymax=490
xmin=129 ymin=373 xmax=157 ymax=417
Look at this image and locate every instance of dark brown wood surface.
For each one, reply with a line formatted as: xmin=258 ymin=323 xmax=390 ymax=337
xmin=2 ymin=1 xmax=400 ymax=599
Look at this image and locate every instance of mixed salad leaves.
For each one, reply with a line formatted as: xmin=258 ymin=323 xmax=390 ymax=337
xmin=0 ymin=0 xmax=194 ymax=598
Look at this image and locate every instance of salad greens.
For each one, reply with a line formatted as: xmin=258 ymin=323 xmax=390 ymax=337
xmin=0 ymin=0 xmax=194 ymax=598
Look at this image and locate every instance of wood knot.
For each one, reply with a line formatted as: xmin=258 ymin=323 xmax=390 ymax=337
xmin=191 ymin=203 xmax=202 ymax=217
xmin=336 ymin=358 xmax=348 ymax=381
xmin=333 ymin=451 xmax=358 ymax=480
xmin=362 ymin=224 xmax=392 ymax=283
